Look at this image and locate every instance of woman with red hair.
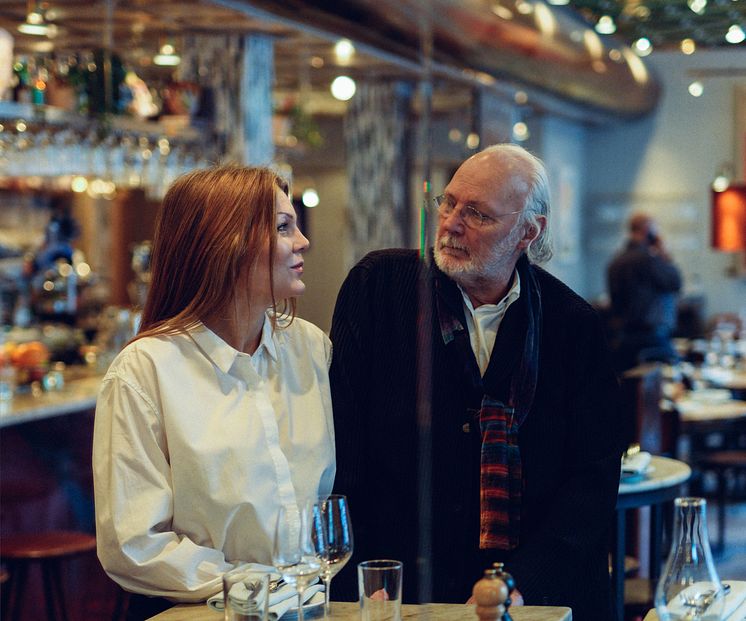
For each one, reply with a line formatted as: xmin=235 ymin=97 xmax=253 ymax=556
xmin=93 ymin=166 xmax=335 ymax=619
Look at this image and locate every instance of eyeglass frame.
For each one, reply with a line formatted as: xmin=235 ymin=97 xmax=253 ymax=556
xmin=432 ymin=194 xmax=523 ymax=229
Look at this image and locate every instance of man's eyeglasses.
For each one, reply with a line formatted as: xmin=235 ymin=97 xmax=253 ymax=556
xmin=432 ymin=194 xmax=522 ymax=229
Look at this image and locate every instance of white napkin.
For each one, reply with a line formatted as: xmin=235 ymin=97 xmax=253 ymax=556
xmin=662 ymin=581 xmax=746 ymax=620
xmin=207 ymin=578 xmax=324 ymax=620
xmin=622 ymin=451 xmax=652 ymax=475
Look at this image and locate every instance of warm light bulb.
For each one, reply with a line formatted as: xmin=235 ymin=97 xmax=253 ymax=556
xmin=466 ymin=132 xmax=480 ymax=149
xmin=513 ymin=122 xmax=530 ymax=141
xmin=334 ymin=39 xmax=355 ymax=64
xmin=301 ymin=188 xmax=320 ymax=208
xmin=680 ymin=38 xmax=697 ymax=54
xmin=330 ymin=76 xmax=356 ymax=101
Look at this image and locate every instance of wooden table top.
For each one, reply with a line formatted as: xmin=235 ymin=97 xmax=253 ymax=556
xmin=148 ymin=601 xmax=572 ymax=620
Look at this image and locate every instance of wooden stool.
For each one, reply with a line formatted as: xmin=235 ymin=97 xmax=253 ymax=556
xmin=698 ymin=450 xmax=746 ymax=555
xmin=1 ymin=531 xmax=97 ymax=621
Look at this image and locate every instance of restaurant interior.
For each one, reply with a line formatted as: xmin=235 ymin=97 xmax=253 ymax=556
xmin=1 ymin=0 xmax=746 ymax=620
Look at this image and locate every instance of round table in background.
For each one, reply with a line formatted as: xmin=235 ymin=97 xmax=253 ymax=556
xmin=611 ymin=455 xmax=692 ymax=621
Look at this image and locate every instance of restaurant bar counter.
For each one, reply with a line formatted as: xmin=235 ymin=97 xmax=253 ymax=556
xmin=148 ymin=601 xmax=572 ymax=620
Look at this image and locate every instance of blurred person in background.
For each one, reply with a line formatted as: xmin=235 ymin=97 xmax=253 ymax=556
xmin=93 ymin=166 xmax=335 ymax=619
xmin=607 ymin=212 xmax=682 ymax=372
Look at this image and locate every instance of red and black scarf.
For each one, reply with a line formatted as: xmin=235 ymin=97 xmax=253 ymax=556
xmin=435 ymin=256 xmax=542 ymax=550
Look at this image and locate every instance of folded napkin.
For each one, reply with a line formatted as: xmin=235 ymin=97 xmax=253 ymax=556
xmin=622 ymin=451 xmax=652 ymax=475
xmin=662 ymin=581 xmax=746 ymax=620
xmin=207 ymin=575 xmax=324 ymax=620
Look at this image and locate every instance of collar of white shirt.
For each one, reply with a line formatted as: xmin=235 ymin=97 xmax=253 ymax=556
xmin=187 ymin=314 xmax=279 ymax=375
xmin=460 ymin=271 xmax=521 ymax=374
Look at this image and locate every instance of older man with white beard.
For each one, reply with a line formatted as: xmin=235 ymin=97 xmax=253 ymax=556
xmin=329 ymin=144 xmax=624 ymax=621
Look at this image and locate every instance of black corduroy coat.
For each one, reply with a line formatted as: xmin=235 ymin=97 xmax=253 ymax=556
xmin=330 ymin=249 xmax=624 ymax=621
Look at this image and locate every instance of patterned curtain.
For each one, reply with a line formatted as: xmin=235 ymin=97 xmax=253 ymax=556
xmin=178 ymin=33 xmax=274 ymax=166
xmin=345 ymin=81 xmax=413 ymax=267
xmin=239 ymin=34 xmax=274 ymax=166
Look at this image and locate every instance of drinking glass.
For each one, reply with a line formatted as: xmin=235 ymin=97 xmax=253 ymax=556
xmin=222 ymin=565 xmax=270 ymax=621
xmin=273 ymin=504 xmax=322 ymax=621
xmin=358 ymin=560 xmax=403 ymax=621
xmin=311 ymin=495 xmax=354 ymax=616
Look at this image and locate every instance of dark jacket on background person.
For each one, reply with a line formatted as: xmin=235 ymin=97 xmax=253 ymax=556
xmin=330 ymin=248 xmax=623 ymax=621
xmin=607 ymin=240 xmax=682 ymax=369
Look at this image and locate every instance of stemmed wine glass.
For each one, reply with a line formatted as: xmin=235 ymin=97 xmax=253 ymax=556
xmin=310 ymin=494 xmax=354 ymax=617
xmin=273 ymin=504 xmax=323 ymax=621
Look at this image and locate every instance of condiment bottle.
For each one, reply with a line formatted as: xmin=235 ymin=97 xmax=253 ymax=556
xmin=472 ymin=568 xmax=508 ymax=621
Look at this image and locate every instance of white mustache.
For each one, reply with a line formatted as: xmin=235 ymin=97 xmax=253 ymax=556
xmin=438 ymin=235 xmax=469 ymax=255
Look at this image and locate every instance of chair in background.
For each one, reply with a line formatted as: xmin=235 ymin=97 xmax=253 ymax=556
xmin=0 ymin=530 xmax=97 ymax=621
xmin=697 ymin=449 xmax=746 ymax=556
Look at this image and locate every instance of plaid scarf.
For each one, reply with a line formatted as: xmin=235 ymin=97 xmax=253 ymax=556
xmin=435 ymin=255 xmax=542 ymax=551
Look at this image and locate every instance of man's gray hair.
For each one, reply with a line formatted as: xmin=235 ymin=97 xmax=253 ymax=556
xmin=481 ymin=144 xmax=553 ymax=264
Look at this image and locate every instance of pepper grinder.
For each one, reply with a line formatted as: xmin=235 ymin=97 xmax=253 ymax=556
xmin=472 ymin=569 xmax=508 ymax=621
xmin=493 ymin=563 xmax=516 ymax=621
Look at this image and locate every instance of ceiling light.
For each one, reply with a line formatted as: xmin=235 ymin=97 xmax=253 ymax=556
xmin=514 ymin=90 xmax=528 ymax=104
xmin=515 ymin=1 xmax=534 ymax=15
xmin=687 ymin=0 xmax=707 ymax=15
xmin=633 ymin=37 xmax=653 ymax=56
xmin=681 ymin=38 xmax=697 ymax=54
xmin=330 ymin=75 xmax=356 ymax=101
xmin=546 ymin=0 xmax=569 ymax=5
xmin=301 ymin=188 xmax=320 ymax=208
xmin=688 ymin=81 xmax=704 ymax=97
xmin=334 ymin=39 xmax=355 ymax=64
xmin=712 ymin=172 xmax=730 ymax=193
xmin=513 ymin=122 xmax=530 ymax=142
xmin=595 ymin=15 xmax=617 ymax=35
xmin=466 ymin=132 xmax=480 ymax=149
xmin=448 ymin=128 xmax=463 ymax=142
xmin=725 ymin=24 xmax=746 ymax=44
xmin=154 ymin=43 xmax=181 ymax=66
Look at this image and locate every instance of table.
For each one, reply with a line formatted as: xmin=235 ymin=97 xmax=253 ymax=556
xmin=148 ymin=601 xmax=572 ymax=620
xmin=611 ymin=456 xmax=691 ymax=621
xmin=0 ymin=369 xmax=102 ymax=428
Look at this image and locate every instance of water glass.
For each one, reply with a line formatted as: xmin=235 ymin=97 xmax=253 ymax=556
xmin=358 ymin=560 xmax=403 ymax=621
xmin=223 ymin=565 xmax=270 ymax=621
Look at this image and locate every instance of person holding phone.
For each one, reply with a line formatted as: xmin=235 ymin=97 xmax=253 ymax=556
xmin=607 ymin=212 xmax=683 ymax=371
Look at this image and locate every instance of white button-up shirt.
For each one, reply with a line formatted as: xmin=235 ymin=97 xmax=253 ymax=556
xmin=93 ymin=315 xmax=335 ymax=602
xmin=460 ymin=272 xmax=521 ymax=375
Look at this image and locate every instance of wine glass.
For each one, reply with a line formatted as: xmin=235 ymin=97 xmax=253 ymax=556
xmin=273 ymin=504 xmax=322 ymax=621
xmin=311 ymin=494 xmax=354 ymax=617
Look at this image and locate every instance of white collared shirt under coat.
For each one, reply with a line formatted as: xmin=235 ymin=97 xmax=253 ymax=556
xmin=460 ymin=271 xmax=521 ymax=375
xmin=93 ymin=315 xmax=335 ymax=602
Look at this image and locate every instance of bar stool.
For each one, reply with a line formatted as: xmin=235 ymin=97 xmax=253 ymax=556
xmin=0 ymin=530 xmax=97 ymax=621
xmin=698 ymin=450 xmax=746 ymax=555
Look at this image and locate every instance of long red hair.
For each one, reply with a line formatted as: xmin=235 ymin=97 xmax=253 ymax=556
xmin=134 ymin=165 xmax=290 ymax=342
